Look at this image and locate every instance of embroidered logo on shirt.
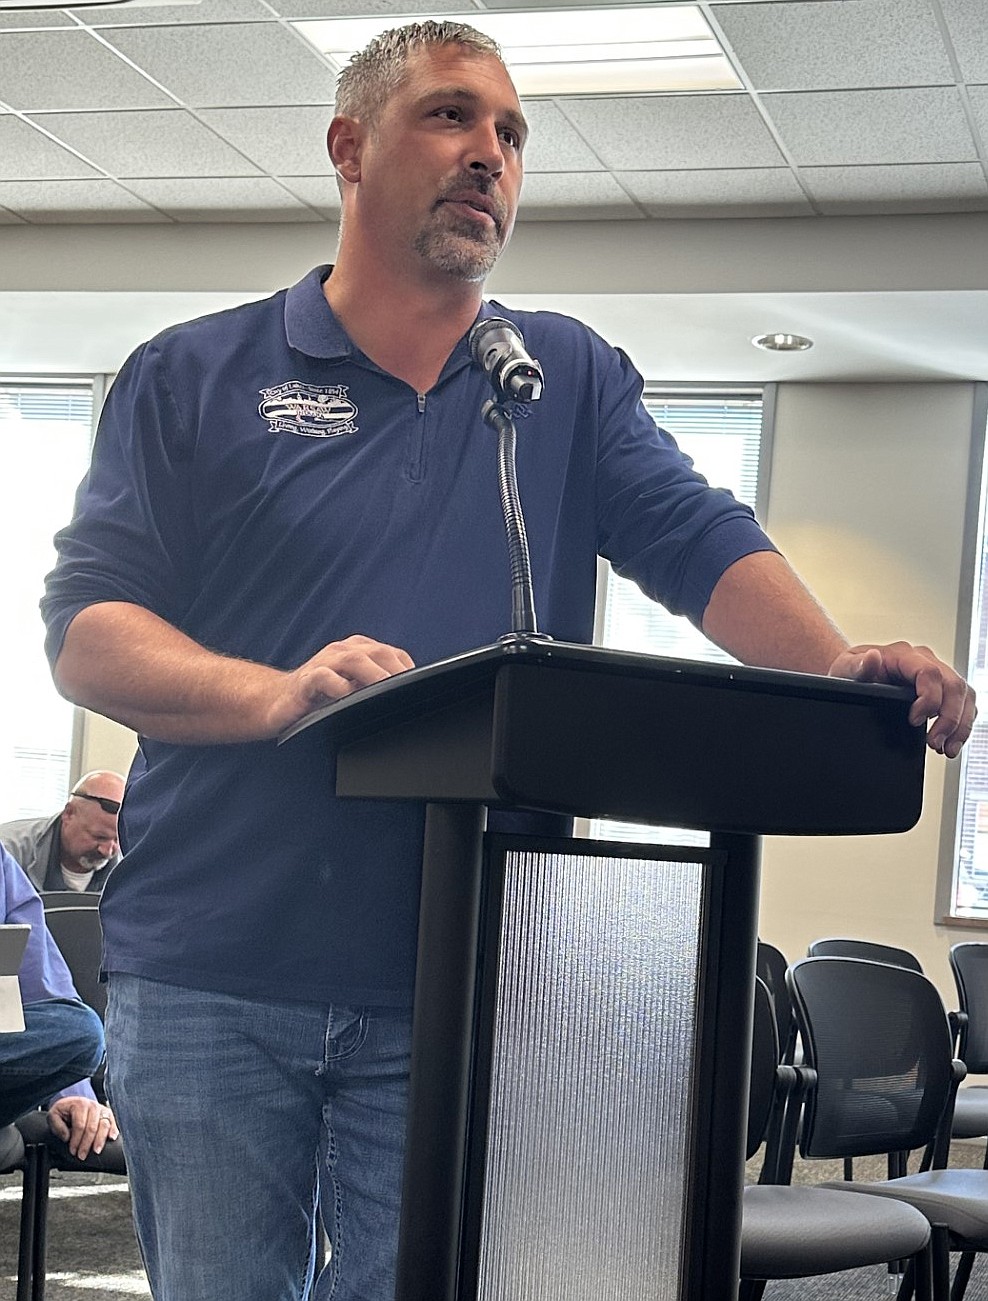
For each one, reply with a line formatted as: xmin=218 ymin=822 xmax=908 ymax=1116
xmin=258 ymin=383 xmax=359 ymax=438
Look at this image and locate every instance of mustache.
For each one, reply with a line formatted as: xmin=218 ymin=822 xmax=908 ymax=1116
xmin=435 ymin=173 xmax=508 ymax=232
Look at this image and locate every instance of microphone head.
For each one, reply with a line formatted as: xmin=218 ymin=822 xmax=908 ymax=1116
xmin=468 ymin=316 xmax=544 ymax=403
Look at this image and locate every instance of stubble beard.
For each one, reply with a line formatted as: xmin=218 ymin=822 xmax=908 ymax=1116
xmin=413 ymin=220 xmax=502 ymax=282
xmin=414 ymin=185 xmax=509 ymax=282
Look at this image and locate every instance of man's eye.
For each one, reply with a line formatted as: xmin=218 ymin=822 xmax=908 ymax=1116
xmin=435 ymin=107 xmax=462 ymax=122
xmin=499 ymin=129 xmax=520 ymax=149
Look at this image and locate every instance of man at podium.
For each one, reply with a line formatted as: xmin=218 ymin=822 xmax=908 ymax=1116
xmin=40 ymin=19 xmax=975 ymax=1301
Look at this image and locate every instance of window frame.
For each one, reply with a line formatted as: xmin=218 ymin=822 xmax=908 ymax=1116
xmin=936 ymin=380 xmax=988 ymax=926
xmin=584 ymin=380 xmax=774 ymax=844
xmin=0 ymin=371 xmax=108 ymax=818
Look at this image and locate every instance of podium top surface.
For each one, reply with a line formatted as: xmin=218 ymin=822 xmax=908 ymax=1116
xmin=280 ymin=634 xmax=916 ymax=744
xmin=280 ymin=637 xmax=925 ymax=835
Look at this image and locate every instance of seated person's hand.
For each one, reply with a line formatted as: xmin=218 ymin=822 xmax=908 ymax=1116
xmin=47 ymin=1096 xmax=119 ymax=1160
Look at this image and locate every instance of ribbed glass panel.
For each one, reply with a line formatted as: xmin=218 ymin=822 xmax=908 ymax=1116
xmin=476 ymin=849 xmax=704 ymax=1301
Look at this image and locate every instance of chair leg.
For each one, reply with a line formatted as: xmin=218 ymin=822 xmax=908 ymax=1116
xmin=16 ymin=1148 xmax=42 ymax=1301
xmin=896 ymin=1255 xmax=917 ymax=1301
xmin=738 ymin=1280 xmax=767 ymax=1301
xmin=31 ymin=1147 xmax=50 ymax=1301
xmin=906 ymin=1241 xmax=936 ymax=1301
xmin=931 ymin=1225 xmax=951 ymax=1301
xmin=950 ymin=1250 xmax=975 ymax=1301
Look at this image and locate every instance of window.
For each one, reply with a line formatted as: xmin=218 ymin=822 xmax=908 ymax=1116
xmin=591 ymin=387 xmax=769 ymax=845
xmin=943 ymin=385 xmax=988 ymax=919
xmin=0 ymin=380 xmax=95 ymax=821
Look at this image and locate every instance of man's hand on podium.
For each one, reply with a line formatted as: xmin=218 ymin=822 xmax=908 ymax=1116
xmin=268 ymin=635 xmax=415 ymax=736
xmin=828 ymin=642 xmax=976 ymax=759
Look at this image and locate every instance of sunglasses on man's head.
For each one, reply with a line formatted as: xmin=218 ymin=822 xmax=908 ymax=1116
xmin=73 ymin=791 xmax=122 ymax=815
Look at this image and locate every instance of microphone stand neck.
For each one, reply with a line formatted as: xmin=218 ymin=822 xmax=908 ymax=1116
xmin=481 ymin=399 xmax=539 ymax=637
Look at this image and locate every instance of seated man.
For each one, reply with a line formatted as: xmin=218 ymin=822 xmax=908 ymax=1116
xmin=0 ymin=841 xmax=118 ymax=1160
xmin=0 ymin=770 xmax=125 ymax=896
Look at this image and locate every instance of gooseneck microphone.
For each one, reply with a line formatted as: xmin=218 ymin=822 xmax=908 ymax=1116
xmin=468 ymin=317 xmax=545 ymax=404
xmin=468 ymin=315 xmax=546 ymax=638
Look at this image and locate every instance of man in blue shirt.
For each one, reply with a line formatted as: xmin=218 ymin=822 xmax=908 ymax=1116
xmin=0 ymin=843 xmax=118 ymax=1159
xmin=40 ymin=19 xmax=976 ymax=1301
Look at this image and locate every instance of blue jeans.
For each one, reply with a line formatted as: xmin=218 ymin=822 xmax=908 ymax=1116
xmin=104 ymin=973 xmax=412 ymax=1301
xmin=0 ymin=997 xmax=104 ymax=1127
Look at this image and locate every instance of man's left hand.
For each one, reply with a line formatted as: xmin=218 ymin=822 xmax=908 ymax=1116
xmin=829 ymin=642 xmax=976 ymax=758
xmin=47 ymin=1097 xmax=119 ymax=1160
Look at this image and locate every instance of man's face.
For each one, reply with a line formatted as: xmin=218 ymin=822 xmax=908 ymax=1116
xmin=355 ymin=46 xmax=527 ymax=283
xmin=60 ymin=793 xmax=120 ymax=874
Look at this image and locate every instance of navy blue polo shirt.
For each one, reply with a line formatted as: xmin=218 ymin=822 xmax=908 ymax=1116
xmin=42 ymin=266 xmax=774 ymax=1004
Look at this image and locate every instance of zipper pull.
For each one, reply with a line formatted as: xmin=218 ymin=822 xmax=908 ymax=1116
xmin=416 ymin=393 xmax=426 ymax=414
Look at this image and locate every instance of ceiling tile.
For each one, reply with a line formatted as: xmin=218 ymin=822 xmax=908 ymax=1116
xmin=198 ymin=105 xmax=333 ymax=175
xmin=620 ymin=167 xmax=813 ymax=217
xmin=558 ymin=94 xmax=784 ymax=170
xmin=123 ymin=175 xmax=324 ymax=220
xmin=938 ymin=0 xmax=988 ymax=84
xmin=518 ymin=99 xmax=604 ymax=172
xmin=273 ymin=0 xmax=464 ymax=14
xmin=804 ymin=162 xmax=988 ymax=213
xmin=29 ymin=109 xmax=264 ymax=178
xmin=103 ymin=22 xmax=338 ymax=107
xmin=0 ymin=10 xmax=75 ymax=30
xmin=0 ymin=115 xmax=99 ymax=181
xmin=965 ymin=86 xmax=988 ymax=150
xmin=763 ymin=87 xmax=978 ymax=164
xmin=0 ymin=178 xmax=167 ymax=222
xmin=275 ymin=174 xmax=341 ymax=216
xmin=517 ymin=171 xmax=642 ymax=219
xmin=0 ymin=29 xmax=174 ymax=112
xmin=712 ymin=0 xmax=955 ymax=91
xmin=73 ymin=0 xmax=275 ymax=26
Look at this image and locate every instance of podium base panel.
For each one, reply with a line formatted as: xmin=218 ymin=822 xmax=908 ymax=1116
xmin=469 ymin=843 xmax=707 ymax=1301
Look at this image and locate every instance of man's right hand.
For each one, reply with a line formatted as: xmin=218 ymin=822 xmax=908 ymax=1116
xmin=55 ymin=603 xmax=415 ymax=745
xmin=268 ymin=634 xmax=415 ymax=736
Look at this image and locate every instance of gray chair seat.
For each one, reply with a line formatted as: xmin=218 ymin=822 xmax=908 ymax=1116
xmin=822 ymin=1169 xmax=988 ymax=1247
xmin=951 ymin=1086 xmax=988 ymax=1139
xmin=742 ymin=1184 xmax=931 ymax=1277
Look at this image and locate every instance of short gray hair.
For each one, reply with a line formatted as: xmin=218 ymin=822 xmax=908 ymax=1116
xmin=335 ymin=21 xmax=505 ymax=126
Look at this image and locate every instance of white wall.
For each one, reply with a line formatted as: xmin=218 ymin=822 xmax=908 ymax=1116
xmin=759 ymin=382 xmax=983 ymax=1005
xmin=78 ymin=711 xmax=137 ymax=783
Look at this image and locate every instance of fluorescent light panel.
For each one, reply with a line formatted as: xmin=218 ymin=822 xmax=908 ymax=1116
xmin=293 ymin=6 xmax=741 ymax=97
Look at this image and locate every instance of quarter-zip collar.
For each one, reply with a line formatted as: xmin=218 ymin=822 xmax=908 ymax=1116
xmin=283 ymin=264 xmax=507 ymax=389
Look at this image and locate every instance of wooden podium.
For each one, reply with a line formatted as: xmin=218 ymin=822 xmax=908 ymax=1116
xmin=286 ymin=635 xmax=925 ymax=1301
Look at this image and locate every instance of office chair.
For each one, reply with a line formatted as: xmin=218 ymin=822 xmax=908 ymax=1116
xmin=41 ymin=906 xmax=106 ymax=1020
xmin=787 ymin=955 xmax=988 ymax=1301
xmin=740 ymin=977 xmax=933 ymax=1301
xmin=38 ymin=892 xmax=100 ymax=911
xmin=755 ymin=940 xmax=795 ymax=1063
xmin=13 ymin=902 xmax=126 ymax=1301
xmin=808 ymin=936 xmax=923 ymax=971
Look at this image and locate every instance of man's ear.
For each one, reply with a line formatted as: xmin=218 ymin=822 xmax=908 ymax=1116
xmin=328 ymin=115 xmax=364 ymax=185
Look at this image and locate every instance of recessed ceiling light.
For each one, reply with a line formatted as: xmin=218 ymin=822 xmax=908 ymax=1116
xmin=751 ymin=333 xmax=814 ymax=352
xmin=293 ymin=7 xmax=741 ymax=97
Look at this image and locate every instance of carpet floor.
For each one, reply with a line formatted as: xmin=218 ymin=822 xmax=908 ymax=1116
xmin=2 ymin=1146 xmax=988 ymax=1299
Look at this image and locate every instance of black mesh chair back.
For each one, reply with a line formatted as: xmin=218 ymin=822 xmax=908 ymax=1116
xmin=39 ymin=891 xmax=100 ymax=910
xmin=787 ymin=956 xmax=954 ymax=1161
xmin=41 ymin=906 xmax=106 ymax=1020
xmin=807 ymin=937 xmax=923 ymax=972
xmin=756 ymin=941 xmax=794 ymax=1062
xmin=950 ymin=943 xmax=988 ymax=1073
xmin=747 ymin=977 xmax=779 ymax=1160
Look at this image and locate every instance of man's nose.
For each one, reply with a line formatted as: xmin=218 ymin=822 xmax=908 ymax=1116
xmin=467 ymin=121 xmax=505 ymax=176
